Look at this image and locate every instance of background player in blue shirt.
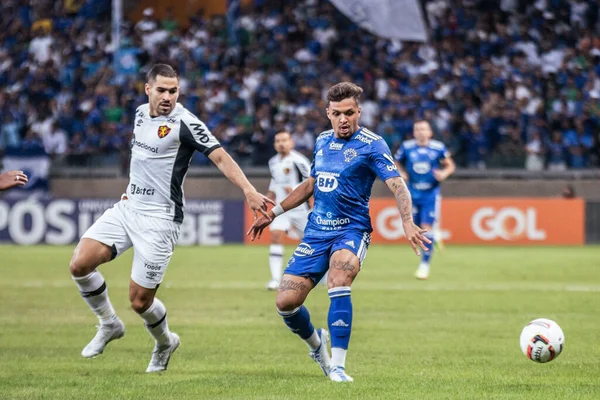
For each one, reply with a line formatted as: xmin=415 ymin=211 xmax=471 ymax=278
xmin=394 ymin=120 xmax=455 ymax=280
xmin=248 ymin=82 xmax=430 ymax=382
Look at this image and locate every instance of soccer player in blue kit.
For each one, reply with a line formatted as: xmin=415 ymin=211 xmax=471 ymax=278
xmin=394 ymin=120 xmax=455 ymax=280
xmin=247 ymin=82 xmax=430 ymax=382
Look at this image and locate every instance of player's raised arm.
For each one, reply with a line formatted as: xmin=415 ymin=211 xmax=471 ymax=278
xmin=207 ymin=148 xmax=275 ymax=217
xmin=247 ymin=177 xmax=315 ymax=241
xmin=384 ymin=176 xmax=431 ymax=256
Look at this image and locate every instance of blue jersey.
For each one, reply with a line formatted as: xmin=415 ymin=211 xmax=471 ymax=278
xmin=305 ymin=127 xmax=400 ymax=237
xmin=394 ymin=139 xmax=449 ymax=200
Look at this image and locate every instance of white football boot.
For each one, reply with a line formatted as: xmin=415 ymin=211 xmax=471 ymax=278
xmin=146 ymin=332 xmax=180 ymax=373
xmin=81 ymin=318 xmax=125 ymax=358
xmin=415 ymin=263 xmax=430 ymax=280
xmin=330 ymin=366 xmax=354 ymax=382
xmin=308 ymin=328 xmax=331 ymax=376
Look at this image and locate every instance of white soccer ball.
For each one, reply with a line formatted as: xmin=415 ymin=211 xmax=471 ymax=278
xmin=520 ymin=318 xmax=565 ymax=363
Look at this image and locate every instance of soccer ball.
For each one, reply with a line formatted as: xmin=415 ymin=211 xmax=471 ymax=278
xmin=519 ymin=318 xmax=565 ymax=363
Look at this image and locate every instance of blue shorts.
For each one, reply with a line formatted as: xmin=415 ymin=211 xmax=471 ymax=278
xmin=284 ymin=230 xmax=371 ymax=284
xmin=411 ymin=192 xmax=440 ymax=227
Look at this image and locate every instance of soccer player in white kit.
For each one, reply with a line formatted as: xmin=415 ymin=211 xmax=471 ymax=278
xmin=265 ymin=131 xmax=312 ymax=290
xmin=68 ymin=64 xmax=273 ymax=372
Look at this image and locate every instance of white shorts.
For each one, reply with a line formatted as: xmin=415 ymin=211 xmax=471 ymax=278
xmin=270 ymin=210 xmax=308 ymax=240
xmin=82 ymin=201 xmax=180 ymax=289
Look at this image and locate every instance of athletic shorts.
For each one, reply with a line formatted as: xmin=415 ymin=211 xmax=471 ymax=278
xmin=284 ymin=230 xmax=371 ymax=284
xmin=412 ymin=192 xmax=440 ymax=227
xmin=82 ymin=200 xmax=180 ymax=289
xmin=270 ymin=210 xmax=308 ymax=240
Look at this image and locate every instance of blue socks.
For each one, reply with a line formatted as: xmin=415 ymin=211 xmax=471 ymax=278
xmin=328 ymin=287 xmax=352 ymax=350
xmin=278 ymin=305 xmax=315 ymax=340
xmin=422 ymin=233 xmax=434 ymax=264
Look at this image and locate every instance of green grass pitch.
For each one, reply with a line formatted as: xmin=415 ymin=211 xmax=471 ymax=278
xmin=1 ymin=244 xmax=599 ymax=399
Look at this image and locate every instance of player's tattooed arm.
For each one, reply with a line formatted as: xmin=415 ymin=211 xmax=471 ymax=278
xmin=279 ymin=177 xmax=315 ymax=214
xmin=385 ymin=176 xmax=431 ymax=256
xmin=385 ymin=176 xmax=413 ymax=223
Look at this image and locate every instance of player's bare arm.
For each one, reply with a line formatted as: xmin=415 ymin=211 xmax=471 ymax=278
xmin=208 ymin=148 xmax=275 ymax=216
xmin=0 ymin=170 xmax=28 ymax=190
xmin=247 ymin=177 xmax=315 ymax=241
xmin=433 ymin=156 xmax=456 ymax=182
xmin=385 ymin=176 xmax=431 ymax=256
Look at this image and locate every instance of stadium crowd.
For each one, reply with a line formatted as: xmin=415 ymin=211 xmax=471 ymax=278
xmin=1 ymin=0 xmax=600 ymax=170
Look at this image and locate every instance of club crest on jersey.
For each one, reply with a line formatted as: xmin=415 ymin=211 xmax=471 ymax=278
xmin=344 ymin=148 xmax=357 ymax=162
xmin=157 ymin=125 xmax=171 ymax=138
xmin=284 ymin=167 xmax=290 ymax=175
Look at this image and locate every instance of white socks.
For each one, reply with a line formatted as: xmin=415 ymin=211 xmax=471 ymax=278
xmin=332 ymin=348 xmax=347 ymax=368
xmin=305 ymin=330 xmax=321 ymax=351
xmin=72 ymin=271 xmax=117 ymax=325
xmin=140 ymin=298 xmax=171 ymax=346
xmin=269 ymin=244 xmax=284 ymax=281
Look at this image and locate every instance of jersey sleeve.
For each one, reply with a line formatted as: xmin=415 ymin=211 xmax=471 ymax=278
xmin=180 ymin=117 xmax=221 ymax=155
xmin=268 ymin=162 xmax=276 ymax=192
xmin=440 ymin=144 xmax=450 ymax=160
xmin=394 ymin=142 xmax=406 ymax=163
xmin=370 ymin=140 xmax=401 ymax=182
xmin=293 ymin=155 xmax=311 ymax=180
xmin=310 ymin=149 xmax=317 ymax=178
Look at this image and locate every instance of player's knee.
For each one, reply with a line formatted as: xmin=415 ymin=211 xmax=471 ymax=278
xmin=275 ymin=294 xmax=302 ymax=312
xmin=327 ymin=273 xmax=353 ymax=289
xmin=130 ymin=296 xmax=153 ymax=314
xmin=69 ymin=254 xmax=94 ymax=277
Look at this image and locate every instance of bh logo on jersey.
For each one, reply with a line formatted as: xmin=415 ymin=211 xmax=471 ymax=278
xmin=157 ymin=125 xmax=171 ymax=138
xmin=316 ymin=173 xmax=339 ymax=192
xmin=294 ymin=243 xmax=315 ymax=257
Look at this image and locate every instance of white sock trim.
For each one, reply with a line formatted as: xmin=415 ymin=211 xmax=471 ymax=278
xmin=328 ymin=286 xmax=351 ymax=294
xmin=277 ymin=306 xmax=301 ymax=317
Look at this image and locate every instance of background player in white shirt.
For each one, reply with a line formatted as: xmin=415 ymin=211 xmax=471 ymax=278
xmin=265 ymin=131 xmax=312 ymax=290
xmin=68 ymin=64 xmax=273 ymax=372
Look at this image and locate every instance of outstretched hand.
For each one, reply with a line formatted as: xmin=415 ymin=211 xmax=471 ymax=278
xmin=245 ymin=190 xmax=276 ymax=218
xmin=0 ymin=170 xmax=28 ymax=190
xmin=246 ymin=213 xmax=274 ymax=241
xmin=403 ymin=221 xmax=432 ymax=256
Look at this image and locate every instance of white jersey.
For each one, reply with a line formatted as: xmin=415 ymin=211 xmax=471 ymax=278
xmin=268 ymin=150 xmax=311 ymax=213
xmin=126 ymin=103 xmax=220 ymax=223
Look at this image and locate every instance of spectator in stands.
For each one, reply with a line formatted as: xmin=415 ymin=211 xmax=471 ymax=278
xmin=0 ymin=0 xmax=599 ymax=172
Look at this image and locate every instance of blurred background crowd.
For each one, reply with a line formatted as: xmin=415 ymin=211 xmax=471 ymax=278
xmin=1 ymin=0 xmax=600 ymax=171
